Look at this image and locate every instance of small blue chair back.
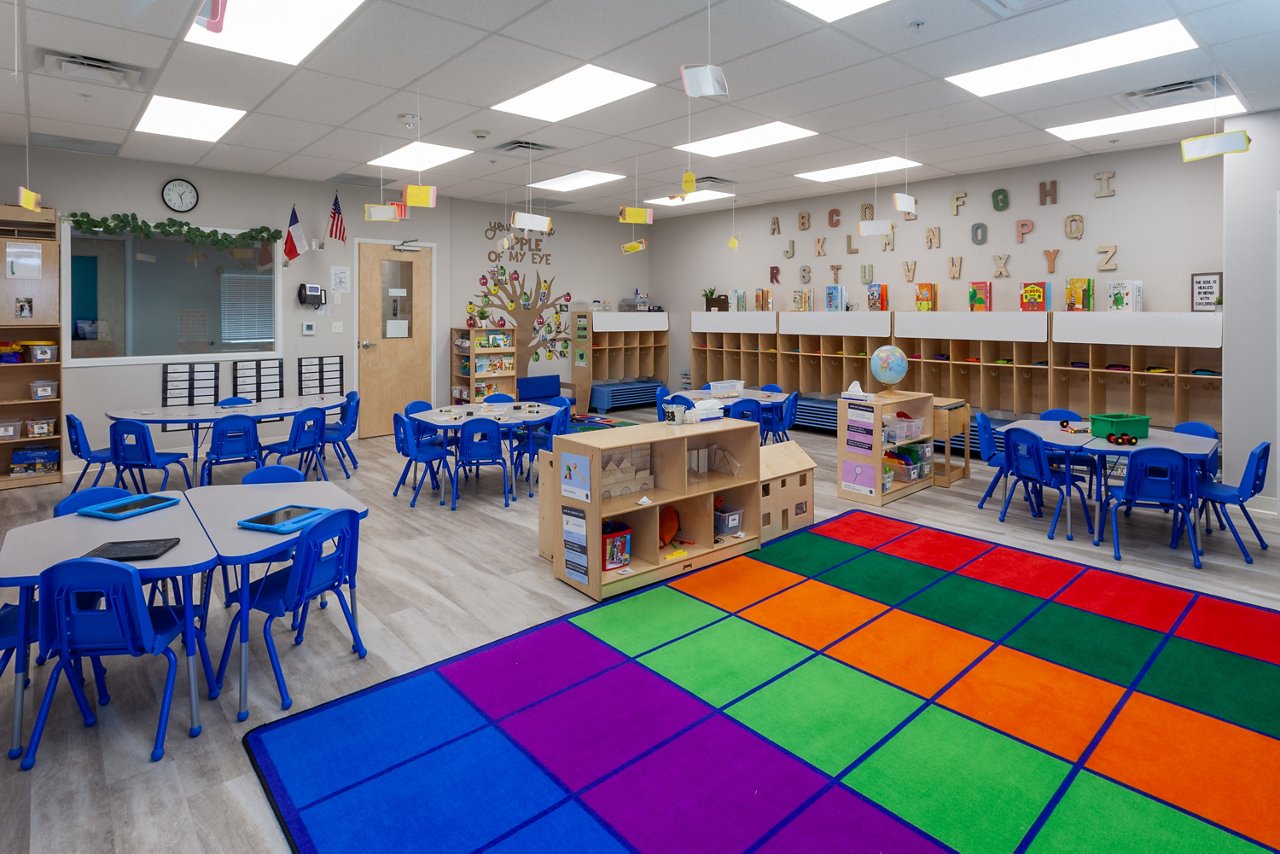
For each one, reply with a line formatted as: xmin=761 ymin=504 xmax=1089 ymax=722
xmin=1003 ymin=427 xmax=1050 ymax=482
xmin=110 ymin=420 xmax=159 ymax=467
xmin=1125 ymin=448 xmax=1194 ymax=506
xmin=667 ymin=394 xmax=697 ymax=412
xmin=54 ymin=486 xmax=129 ymax=518
xmin=279 ymin=509 xmax=360 ymax=608
xmin=1174 ymin=421 xmax=1220 ymax=477
xmin=547 ymin=396 xmax=572 ymax=411
xmin=485 ymin=393 xmax=514 ymax=404
xmin=242 ymin=465 xmax=305 ymax=484
xmin=333 ymin=392 xmax=360 ymax=438
xmin=1238 ymin=442 xmax=1271 ymax=501
xmin=458 ymin=418 xmax=504 ymax=464
xmin=781 ymin=392 xmax=799 ymax=430
xmin=66 ymin=414 xmax=94 ymax=461
xmin=976 ymin=412 xmax=998 ymax=464
xmin=209 ymin=414 xmax=260 ymax=460
xmin=700 ymin=384 xmax=711 ymax=390
xmin=392 ymin=413 xmax=414 ymax=459
xmin=761 ymin=384 xmax=783 ymax=393
xmin=655 ymin=385 xmax=671 ymax=421
xmin=38 ymin=559 xmax=155 ymax=658
xmin=727 ymin=398 xmax=763 ymax=422
xmin=284 ymin=407 xmax=326 ymax=453
xmin=404 ymin=400 xmax=438 ymax=440
xmin=548 ymin=405 xmax=571 ymax=437
xmin=1040 ymin=408 xmax=1082 ymax=422
xmin=218 ymin=396 xmax=252 ymax=407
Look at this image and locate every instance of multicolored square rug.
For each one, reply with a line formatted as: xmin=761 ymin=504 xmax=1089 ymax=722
xmin=244 ymin=510 xmax=1280 ymax=852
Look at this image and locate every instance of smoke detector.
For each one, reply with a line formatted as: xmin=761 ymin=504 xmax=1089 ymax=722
xmin=398 ymin=113 xmax=419 ymax=129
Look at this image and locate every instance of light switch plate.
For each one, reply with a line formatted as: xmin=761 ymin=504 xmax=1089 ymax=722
xmin=331 ymin=321 xmax=343 ymax=334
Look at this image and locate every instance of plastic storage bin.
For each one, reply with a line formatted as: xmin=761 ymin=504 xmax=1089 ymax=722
xmin=29 ymin=380 xmax=58 ymax=400
xmin=883 ymin=416 xmax=925 ymax=444
xmin=713 ymin=504 xmax=743 ymax=536
xmin=23 ymin=344 xmax=57 ymax=363
xmin=10 ymin=446 xmax=59 ymax=475
xmin=602 ymin=521 xmax=632 ymax=571
xmin=886 ymin=459 xmax=927 ymax=483
xmin=1089 ymin=413 xmax=1150 ymax=439
xmin=709 ymin=379 xmax=745 ymax=398
xmin=25 ymin=418 xmax=56 ymax=438
xmin=0 ymin=419 xmax=20 ymax=439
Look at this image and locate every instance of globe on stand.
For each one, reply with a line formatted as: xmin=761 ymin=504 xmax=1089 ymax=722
xmin=870 ymin=345 xmax=909 ymax=387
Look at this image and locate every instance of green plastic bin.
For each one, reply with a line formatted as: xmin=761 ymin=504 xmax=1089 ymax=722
xmin=1089 ymin=413 xmax=1151 ymax=439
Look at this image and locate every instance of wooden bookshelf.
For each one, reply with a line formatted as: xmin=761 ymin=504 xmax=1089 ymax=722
xmin=837 ymin=391 xmax=934 ymax=507
xmin=450 ymin=326 xmax=517 ymax=404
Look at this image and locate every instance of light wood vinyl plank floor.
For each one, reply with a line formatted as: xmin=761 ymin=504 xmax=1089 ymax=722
xmin=0 ymin=414 xmax=1274 ymax=852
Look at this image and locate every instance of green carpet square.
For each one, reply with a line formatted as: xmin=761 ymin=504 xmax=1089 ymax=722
xmin=571 ymin=587 xmax=725 ymax=657
xmin=726 ymin=657 xmax=922 ymax=775
xmin=818 ymin=552 xmax=946 ymax=605
xmin=900 ymin=574 xmax=1043 ymax=641
xmin=639 ymin=617 xmax=810 ymax=707
xmin=750 ymin=532 xmax=866 ymax=577
xmin=1140 ymin=637 xmax=1280 ymax=739
xmin=845 ymin=706 xmax=1068 ymax=854
xmin=1028 ymin=771 xmax=1265 ymax=853
xmin=1007 ymin=602 xmax=1163 ymax=687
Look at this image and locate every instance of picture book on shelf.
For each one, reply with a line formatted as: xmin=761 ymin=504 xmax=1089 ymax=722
xmin=1106 ymin=280 xmax=1144 ymax=312
xmin=792 ymin=288 xmax=815 ymax=312
xmin=968 ymin=281 xmax=993 ymax=311
xmin=825 ymin=285 xmax=846 ymax=312
xmin=1065 ymin=278 xmax=1094 ymax=312
xmin=1019 ymin=281 xmax=1049 ymax=311
xmin=754 ymin=288 xmax=774 ymax=311
xmin=866 ymin=283 xmax=888 ymax=312
xmin=914 ymin=282 xmax=937 ymax=312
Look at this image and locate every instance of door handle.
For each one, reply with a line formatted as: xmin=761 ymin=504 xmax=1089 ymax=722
xmin=360 ymin=340 xmax=376 ymax=350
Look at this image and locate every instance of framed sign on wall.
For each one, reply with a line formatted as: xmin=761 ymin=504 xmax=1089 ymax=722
xmin=1191 ymin=272 xmax=1222 ymax=312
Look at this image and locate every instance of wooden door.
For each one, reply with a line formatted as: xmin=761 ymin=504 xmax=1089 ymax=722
xmin=357 ymin=242 xmax=431 ymax=438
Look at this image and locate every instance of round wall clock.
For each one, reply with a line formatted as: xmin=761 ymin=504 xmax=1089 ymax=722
xmin=162 ymin=178 xmax=199 ymax=213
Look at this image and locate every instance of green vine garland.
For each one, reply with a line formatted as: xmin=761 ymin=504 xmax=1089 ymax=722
xmin=67 ymin=212 xmax=282 ymax=250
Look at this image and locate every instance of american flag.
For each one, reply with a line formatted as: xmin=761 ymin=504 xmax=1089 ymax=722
xmin=327 ymin=193 xmax=347 ymax=243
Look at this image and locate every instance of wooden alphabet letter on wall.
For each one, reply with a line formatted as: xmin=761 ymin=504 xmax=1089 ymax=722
xmin=881 ymin=223 xmax=895 ymax=252
xmin=799 ymin=212 xmax=810 ymax=231
xmin=845 ymin=234 xmax=858 ymax=254
xmin=993 ymin=255 xmax=1010 ymax=278
xmin=1064 ymin=214 xmax=1084 ymax=240
xmin=925 ymin=227 xmax=941 ymax=249
xmin=1043 ymin=249 xmax=1059 ymax=274
xmin=1015 ymin=219 xmax=1034 ymax=243
xmin=1094 ymin=171 xmax=1115 ymax=198
xmin=770 ymin=217 xmax=781 ymax=236
xmin=947 ymin=257 xmax=963 ymax=279
xmin=783 ymin=240 xmax=795 ymax=259
xmin=902 ymin=260 xmax=917 ymax=282
xmin=860 ymin=203 xmax=875 ymax=221
xmin=829 ymin=264 xmax=842 ymax=284
xmin=992 ymin=188 xmax=1010 ymax=212
xmin=952 ymin=192 xmax=967 ymax=216
xmin=769 ymin=266 xmax=780 ymax=284
xmin=971 ymin=223 xmax=988 ymax=245
xmin=1039 ymin=180 xmax=1058 ymax=206
xmin=800 ymin=265 xmax=811 ymax=284
xmin=860 ymin=264 xmax=875 ymax=285
xmin=815 ymin=237 xmax=826 ymax=257
xmin=1097 ymin=244 xmax=1117 ymax=272
xmin=828 ymin=209 xmax=841 ymax=228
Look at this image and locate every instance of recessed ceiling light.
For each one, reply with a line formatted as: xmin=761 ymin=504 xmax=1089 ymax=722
xmin=946 ymin=20 xmax=1198 ymax=97
xmin=780 ymin=0 xmax=893 ymax=23
xmin=675 ymin=121 xmax=817 ymax=157
xmin=528 ymin=170 xmax=625 ymax=192
xmin=135 ymin=95 xmax=246 ymax=142
xmin=1046 ymin=95 xmax=1246 ymax=141
xmin=796 ymin=156 xmax=921 ymax=183
xmin=492 ymin=65 xmax=656 ymax=122
xmin=367 ymin=141 xmax=473 ymax=171
xmin=184 ymin=0 xmax=364 ymax=65
xmin=645 ymin=190 xmax=734 ymax=207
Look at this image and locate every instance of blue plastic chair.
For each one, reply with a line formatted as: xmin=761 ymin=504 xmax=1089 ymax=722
xmin=1039 ymin=408 xmax=1092 ymax=492
xmin=110 ymin=419 xmax=191 ymax=493
xmin=21 ymin=559 xmax=182 ymax=768
xmin=999 ymin=427 xmax=1093 ymax=541
xmin=242 ymin=464 xmax=306 ymax=485
xmin=700 ymin=384 xmax=711 ymax=390
xmin=322 ymin=391 xmax=361 ymax=478
xmin=54 ymin=486 xmax=130 ymax=517
xmin=66 ymin=414 xmax=114 ymax=493
xmin=667 ymin=394 xmax=697 ymax=412
xmin=392 ymin=413 xmax=449 ymax=507
xmin=404 ymin=400 xmax=447 ymax=447
xmin=485 ymin=393 xmax=515 ymax=403
xmin=214 ymin=509 xmax=366 ymax=712
xmin=260 ymin=407 xmax=328 ymax=481
xmin=451 ymin=418 xmax=511 ymax=510
xmin=762 ymin=392 xmax=799 ymax=444
xmin=1198 ymin=441 xmax=1269 ymax=564
xmin=200 ymin=414 xmax=262 ymax=485
xmin=1039 ymin=408 xmax=1082 ymax=422
xmin=1095 ymin=447 xmax=1200 ymax=568
xmin=761 ymin=384 xmax=783 ymax=393
xmin=975 ymin=412 xmax=1008 ymax=509
xmin=1175 ymin=421 xmax=1220 ymax=479
xmin=516 ymin=406 xmax=570 ymax=497
xmin=727 ymin=398 xmax=762 ymax=423
xmin=218 ymin=396 xmax=252 ymax=407
xmin=655 ymin=385 xmax=671 ymax=422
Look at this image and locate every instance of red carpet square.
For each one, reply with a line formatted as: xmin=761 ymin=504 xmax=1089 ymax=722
xmin=1056 ymin=569 xmax=1193 ymax=632
xmin=1175 ymin=596 xmax=1280 ymax=666
xmin=814 ymin=511 xmax=917 ymax=549
xmin=878 ymin=528 xmax=989 ymax=571
xmin=958 ymin=548 xmax=1082 ymax=598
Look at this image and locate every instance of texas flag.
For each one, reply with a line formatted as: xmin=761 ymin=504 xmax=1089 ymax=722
xmin=283 ymin=205 xmax=307 ymax=261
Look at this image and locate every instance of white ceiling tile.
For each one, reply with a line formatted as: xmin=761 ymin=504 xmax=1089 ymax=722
xmin=27 ymin=74 xmax=144 ymax=129
xmin=0 ymin=3 xmax=13 ymax=71
xmin=154 ymin=43 xmax=292 ymax=110
xmin=718 ymin=28 xmax=881 ymax=99
xmin=411 ymin=36 xmax=581 ymax=108
xmin=424 ymin=152 xmax=528 ymax=180
xmin=0 ymin=76 xmax=25 ymax=114
xmin=500 ymin=0 xmax=707 ymax=60
xmin=344 ymin=92 xmax=478 ymax=137
xmin=1236 ymin=84 xmax=1280 ymax=110
xmin=603 ymin=147 xmax=691 ymax=176
xmin=119 ymin=133 xmax=215 ymax=166
xmin=1207 ymin=30 xmax=1280 ymax=69
xmin=1181 ymin=0 xmax=1280 ymax=46
xmin=931 ymin=143 xmax=1086 ymax=173
xmin=268 ymin=154 xmax=361 ymax=181
xmin=833 ymin=0 xmax=997 ymax=53
xmin=29 ymin=116 xmax=127 ymax=143
xmin=897 ymin=117 xmax=1042 ymax=153
xmin=303 ymin=128 xmax=407 ymax=163
xmin=0 ymin=111 xmax=26 ymax=144
xmin=258 ymin=70 xmax=396 ymax=125
xmin=827 ymin=100 xmax=1006 ymax=144
xmin=757 ymin=143 xmax=897 ymax=177
xmin=24 ymin=9 xmax=172 ymax=68
xmin=304 ymin=2 xmax=487 ymax=88
xmin=1226 ymin=62 xmax=1280 ymax=92
xmin=1167 ymin=0 xmax=1240 ymax=11
xmin=197 ymin=144 xmax=289 ymax=174
xmin=559 ymin=85 xmax=711 ymax=135
xmin=824 ymin=79 xmax=979 ymax=141
xmin=25 ymin=0 xmax=194 ymax=38
xmin=912 ymin=130 xmax=1067 ymax=163
xmin=542 ymin=137 xmax=662 ymax=168
xmin=427 ymin=110 xmax=551 ymax=151
xmin=734 ymin=57 xmax=929 ymax=119
xmin=391 ymin=0 xmax=546 ymax=30
xmin=221 ymin=114 xmax=333 ymax=153
xmin=624 ymin=103 xmax=780 ymax=147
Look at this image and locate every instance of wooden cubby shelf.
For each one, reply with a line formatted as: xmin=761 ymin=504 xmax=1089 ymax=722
xmin=450 ymin=326 xmax=517 ymax=404
xmin=571 ymin=312 xmax=670 ymax=415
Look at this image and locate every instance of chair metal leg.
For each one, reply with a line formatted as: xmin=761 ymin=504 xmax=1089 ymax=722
xmin=393 ymin=459 xmax=412 ymax=497
xmin=262 ymin=616 xmax=291 ymax=710
xmin=409 ymin=460 xmax=429 ymax=507
xmin=333 ymin=442 xmax=351 ymax=478
xmin=977 ymin=468 xmax=1004 ymax=509
xmin=90 ymin=656 xmax=110 ymax=705
xmin=1110 ymin=504 xmax=1122 ymax=561
xmin=341 ymin=439 xmax=358 ymax=470
xmin=998 ymin=476 xmax=1019 ymax=522
xmin=152 ymin=648 xmax=178 ymax=762
xmin=332 ymin=589 xmax=367 ymax=658
xmin=1046 ymin=487 xmax=1065 ymax=540
xmin=20 ymin=659 xmax=65 ymax=770
xmin=213 ymin=610 xmax=241 ymax=697
xmin=1238 ymin=502 xmax=1268 ymax=550
xmin=1217 ymin=505 xmax=1253 ymax=564
xmin=71 ymin=461 xmax=91 ymax=493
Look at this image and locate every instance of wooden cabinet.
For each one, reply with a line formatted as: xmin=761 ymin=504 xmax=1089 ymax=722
xmin=543 ymin=418 xmax=761 ymax=601
xmin=0 ymin=206 xmax=62 ymax=490
xmin=450 ymin=326 xmax=516 ymax=404
xmin=837 ymin=390 xmax=934 ymax=507
xmin=570 ymin=311 xmax=669 ymax=415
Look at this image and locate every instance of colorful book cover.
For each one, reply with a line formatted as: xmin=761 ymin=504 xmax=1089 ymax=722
xmin=968 ymin=281 xmax=993 ymax=312
xmin=866 ymin=283 xmax=887 ymax=312
xmin=1065 ymin=278 xmax=1093 ymax=312
xmin=1019 ymin=281 xmax=1049 ymax=311
xmin=825 ymin=285 xmax=846 ymax=312
xmin=914 ymin=282 xmax=937 ymax=312
xmin=1106 ymin=280 xmax=1143 ymax=312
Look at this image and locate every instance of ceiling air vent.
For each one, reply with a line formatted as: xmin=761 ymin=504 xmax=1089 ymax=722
xmin=1116 ymin=77 xmax=1228 ymax=112
xmin=493 ymin=140 xmax=556 ymax=153
xmin=30 ymin=133 xmax=120 ymax=156
xmin=40 ymin=51 xmax=144 ymax=88
xmin=329 ymin=173 xmax=391 ymax=188
xmin=697 ymin=176 xmax=733 ymax=187
xmin=526 ymin=197 xmax=574 ymax=210
xmin=971 ymin=0 xmax=1069 ymax=18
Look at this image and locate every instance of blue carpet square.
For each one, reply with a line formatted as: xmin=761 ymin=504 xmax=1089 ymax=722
xmin=488 ymin=802 xmax=627 ymax=852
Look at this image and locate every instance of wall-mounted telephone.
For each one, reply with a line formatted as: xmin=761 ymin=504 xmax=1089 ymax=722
xmin=298 ymin=283 xmax=327 ymax=308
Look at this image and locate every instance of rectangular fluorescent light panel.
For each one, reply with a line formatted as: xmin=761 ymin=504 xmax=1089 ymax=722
xmin=368 ymin=141 xmax=473 ymax=171
xmin=675 ymin=121 xmax=816 ymax=157
xmin=645 ymin=190 xmax=734 ymax=207
xmin=1047 ymin=95 xmax=1245 ymax=141
xmin=528 ymin=170 xmax=625 ymax=192
xmin=780 ymin=0 xmax=893 ymax=22
xmin=493 ymin=65 xmax=655 ymax=122
xmin=185 ymin=0 xmax=364 ymax=65
xmin=135 ymin=95 xmax=246 ymax=142
xmin=946 ymin=20 xmax=1197 ymax=97
xmin=796 ymin=156 xmax=920 ymax=183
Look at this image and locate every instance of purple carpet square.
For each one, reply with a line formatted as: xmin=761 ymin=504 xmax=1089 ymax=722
xmin=758 ymin=786 xmax=943 ymax=853
xmin=440 ymin=622 xmax=626 ymax=719
xmin=501 ymin=662 xmax=711 ymax=791
xmin=582 ymin=716 xmax=826 ymax=852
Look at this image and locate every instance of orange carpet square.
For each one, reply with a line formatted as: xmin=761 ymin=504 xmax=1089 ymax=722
xmin=740 ymin=581 xmax=887 ymax=649
xmin=812 ymin=512 xmax=917 ymax=549
xmin=958 ymin=548 xmax=1082 ymax=598
xmin=1087 ymin=692 xmax=1280 ymax=848
xmin=1175 ymin=596 xmax=1280 ymax=666
xmin=670 ymin=556 xmax=802 ymax=613
xmin=827 ymin=610 xmax=990 ymax=698
xmin=939 ymin=646 xmax=1125 ymax=761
